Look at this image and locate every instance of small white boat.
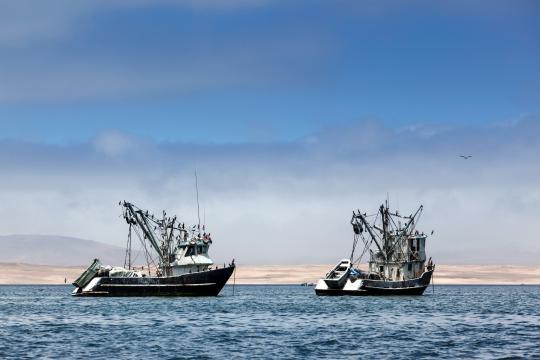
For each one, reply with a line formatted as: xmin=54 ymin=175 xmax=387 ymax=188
xmin=323 ymin=259 xmax=351 ymax=289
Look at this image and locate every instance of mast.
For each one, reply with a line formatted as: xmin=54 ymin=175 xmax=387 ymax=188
xmin=159 ymin=210 xmax=174 ymax=276
xmin=124 ymin=222 xmax=132 ymax=270
xmin=381 ymin=204 xmax=389 ymax=254
xmin=195 ymin=170 xmax=201 ymax=232
xmin=128 ymin=223 xmax=132 ymax=269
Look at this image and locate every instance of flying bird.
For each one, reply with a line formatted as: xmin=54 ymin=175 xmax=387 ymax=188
xmin=459 ymin=155 xmax=472 ymax=159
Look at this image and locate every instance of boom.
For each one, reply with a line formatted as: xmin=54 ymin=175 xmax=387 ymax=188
xmin=122 ymin=202 xmax=164 ymax=260
xmin=351 ymin=211 xmax=385 ymax=259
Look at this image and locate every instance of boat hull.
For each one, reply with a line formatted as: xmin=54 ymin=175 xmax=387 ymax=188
xmin=315 ymin=270 xmax=433 ymax=296
xmin=73 ymin=266 xmax=235 ymax=297
xmin=323 ymin=259 xmax=351 ymax=289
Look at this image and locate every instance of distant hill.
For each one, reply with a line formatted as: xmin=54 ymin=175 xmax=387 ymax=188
xmin=0 ymin=234 xmax=127 ymax=266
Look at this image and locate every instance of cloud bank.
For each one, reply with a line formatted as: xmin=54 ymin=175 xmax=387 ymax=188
xmin=0 ymin=118 xmax=538 ymax=265
xmin=0 ymin=0 xmax=327 ymax=104
xmin=2 ymin=0 xmax=537 ymax=107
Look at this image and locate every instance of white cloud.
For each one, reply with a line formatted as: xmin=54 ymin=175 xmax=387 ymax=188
xmin=0 ymin=117 xmax=538 ymax=265
xmin=0 ymin=23 xmax=331 ymax=104
xmin=92 ymin=131 xmax=138 ymax=157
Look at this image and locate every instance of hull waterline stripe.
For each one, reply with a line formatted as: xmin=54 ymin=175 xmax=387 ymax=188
xmin=100 ymin=283 xmax=216 ymax=287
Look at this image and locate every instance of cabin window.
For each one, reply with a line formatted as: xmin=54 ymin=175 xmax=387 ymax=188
xmin=417 ymin=239 xmax=421 ymax=251
xmin=197 ymin=245 xmax=203 ymax=254
xmin=408 ymin=263 xmax=412 ymax=271
xmin=186 ymin=246 xmax=195 ymax=256
xmin=379 ymin=266 xmax=384 ymax=273
xmin=397 ymin=269 xmax=401 ymax=278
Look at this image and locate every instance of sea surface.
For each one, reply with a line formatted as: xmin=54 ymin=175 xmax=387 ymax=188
xmin=0 ymin=285 xmax=539 ymax=359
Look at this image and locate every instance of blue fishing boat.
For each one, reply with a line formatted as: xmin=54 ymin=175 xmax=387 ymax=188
xmin=72 ymin=201 xmax=235 ymax=297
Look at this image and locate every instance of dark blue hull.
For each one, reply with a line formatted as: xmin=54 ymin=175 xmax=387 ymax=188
xmin=73 ymin=266 xmax=235 ymax=297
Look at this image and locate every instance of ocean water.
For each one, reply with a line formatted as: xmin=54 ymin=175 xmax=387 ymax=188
xmin=0 ymin=285 xmax=539 ymax=359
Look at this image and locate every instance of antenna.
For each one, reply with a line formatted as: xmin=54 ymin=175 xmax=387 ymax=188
xmin=195 ymin=169 xmax=201 ymax=230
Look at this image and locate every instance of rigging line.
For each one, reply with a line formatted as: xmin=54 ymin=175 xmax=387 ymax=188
xmin=388 ymin=212 xmax=400 ymax=231
xmin=131 ymin=247 xmax=142 ymax=264
xmin=351 ymin=234 xmax=368 ymax=265
xmin=372 ymin=211 xmax=380 ymax=229
xmin=195 ymin=169 xmax=201 ymax=229
xmin=132 ymin=226 xmax=152 ymax=270
xmin=370 ymin=212 xmax=384 ymax=244
xmin=350 ymin=233 xmax=359 ymax=262
xmin=353 ymin=237 xmax=372 ymax=265
xmin=123 ymin=223 xmax=131 ymax=269
xmin=415 ymin=211 xmax=423 ymax=233
xmin=387 ymin=214 xmax=406 ymax=255
xmin=403 ymin=205 xmax=423 ymax=236
xmin=352 ymin=231 xmax=372 ymax=264
xmin=128 ymin=223 xmax=132 ymax=270
xmin=132 ymin=226 xmax=158 ymax=273
xmin=130 ymin=203 xmax=170 ymax=228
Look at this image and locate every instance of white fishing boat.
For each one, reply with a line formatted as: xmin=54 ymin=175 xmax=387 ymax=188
xmin=316 ymin=201 xmax=435 ymax=296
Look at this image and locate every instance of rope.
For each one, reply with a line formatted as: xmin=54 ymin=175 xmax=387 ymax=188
xmin=132 ymin=226 xmax=158 ymax=275
xmin=350 ymin=233 xmax=359 ymax=261
xmin=353 ymin=235 xmax=372 ymax=265
xmin=123 ymin=225 xmax=130 ymax=269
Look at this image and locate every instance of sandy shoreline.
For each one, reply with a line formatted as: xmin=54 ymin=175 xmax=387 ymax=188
xmin=1 ymin=263 xmax=539 ymax=285
xmin=231 ymin=264 xmax=540 ymax=285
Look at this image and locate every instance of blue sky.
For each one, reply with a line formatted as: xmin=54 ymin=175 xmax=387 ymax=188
xmin=0 ymin=0 xmax=539 ymax=143
xmin=0 ymin=0 xmax=539 ymax=264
